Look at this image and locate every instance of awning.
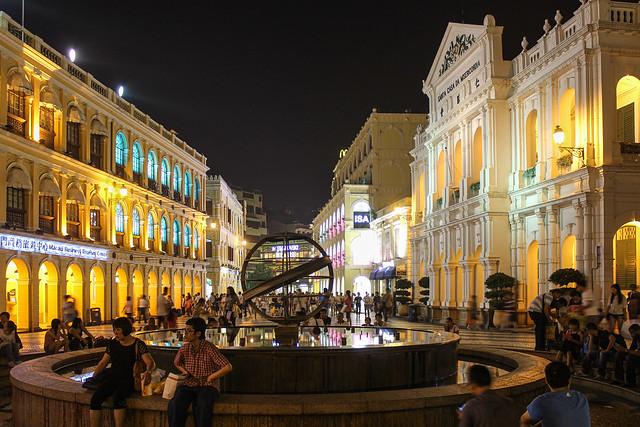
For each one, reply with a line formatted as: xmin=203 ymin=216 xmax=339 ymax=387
xmin=90 ymin=194 xmax=107 ymax=210
xmin=372 ymin=269 xmax=384 ymax=280
xmin=38 ymin=177 xmax=61 ymax=197
xmin=369 ymin=270 xmax=377 ymax=280
xmin=7 ymin=72 xmax=33 ymax=95
xmin=382 ymin=266 xmax=397 ymax=280
xmin=6 ymin=167 xmax=32 ymax=191
xmin=40 ymin=89 xmax=62 ymax=111
xmin=66 ymin=186 xmax=85 ymax=204
xmin=67 ymin=105 xmax=86 ymax=124
xmin=91 ymin=119 xmax=108 ymax=136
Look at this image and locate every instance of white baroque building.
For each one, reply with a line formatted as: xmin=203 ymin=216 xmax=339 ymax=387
xmin=410 ymin=0 xmax=640 ymax=325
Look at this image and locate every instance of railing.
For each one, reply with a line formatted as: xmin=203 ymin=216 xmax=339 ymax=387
xmin=173 ymin=192 xmax=182 ymax=203
xmin=184 ymin=196 xmax=191 ymax=207
xmin=173 ymin=244 xmax=179 ymax=255
xmin=7 ymin=116 xmax=25 ymax=137
xmin=523 ymin=166 xmax=536 ymax=186
xmin=162 ymin=185 xmax=171 ymax=198
xmin=162 ymin=242 xmax=168 ymax=253
xmin=39 ymin=217 xmax=54 ymax=234
xmin=619 ymin=142 xmax=640 ymax=163
xmin=6 ymin=211 xmax=25 ymax=229
xmin=115 ymin=164 xmax=126 ymax=179
xmin=133 ymin=172 xmax=142 ymax=186
xmin=148 ymin=239 xmax=154 ymax=251
xmin=90 ymin=227 xmax=101 ymax=242
xmin=90 ymin=154 xmax=102 ymax=169
xmin=147 ymin=179 xmax=158 ymax=192
xmin=39 ymin=128 xmax=55 ymax=149
xmin=133 ymin=236 xmax=140 ymax=247
xmin=116 ymin=233 xmax=125 ymax=246
xmin=68 ymin=64 xmax=86 ymax=83
xmin=67 ymin=223 xmax=79 ymax=238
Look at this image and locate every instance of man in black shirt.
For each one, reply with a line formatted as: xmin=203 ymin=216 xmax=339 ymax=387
xmin=595 ymin=327 xmax=627 ymax=381
xmin=579 ymin=322 xmax=610 ymax=376
xmin=613 ymin=324 xmax=640 ymax=387
xmin=458 ymin=364 xmax=518 ymax=427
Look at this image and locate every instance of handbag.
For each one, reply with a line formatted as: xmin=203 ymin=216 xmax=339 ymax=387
xmin=82 ymin=368 xmax=111 ymax=390
xmin=545 ymin=324 xmax=558 ymax=340
xmin=162 ymin=373 xmax=187 ymax=399
xmin=133 ymin=338 xmax=148 ymax=392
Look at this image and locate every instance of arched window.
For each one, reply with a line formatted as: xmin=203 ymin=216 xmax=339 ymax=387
xmin=132 ymin=208 xmax=141 ymax=236
xmin=147 ymin=213 xmax=155 ymax=239
xmin=194 ymin=179 xmax=200 ymax=201
xmin=194 ymin=228 xmax=199 ymax=250
xmin=184 ymin=172 xmax=192 ymax=198
xmin=147 ymin=151 xmax=156 ymax=180
xmin=184 ymin=225 xmax=191 ymax=248
xmin=173 ymin=219 xmax=180 ymax=245
xmin=115 ymin=202 xmax=125 ymax=233
xmin=161 ymin=159 xmax=170 ymax=186
xmin=115 ymin=132 xmax=127 ymax=166
xmin=132 ymin=143 xmax=143 ymax=173
xmin=173 ymin=165 xmax=181 ymax=192
xmin=160 ymin=217 xmax=168 ymax=242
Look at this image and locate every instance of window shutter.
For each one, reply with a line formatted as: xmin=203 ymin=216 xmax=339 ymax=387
xmin=617 ymin=103 xmax=635 ymax=143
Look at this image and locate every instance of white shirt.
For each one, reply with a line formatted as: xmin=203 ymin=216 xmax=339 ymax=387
xmin=138 ymin=298 xmax=149 ymax=309
xmin=608 ymin=295 xmax=627 ymax=315
xmin=581 ymin=288 xmax=599 ymax=316
xmin=157 ymin=294 xmax=170 ymax=316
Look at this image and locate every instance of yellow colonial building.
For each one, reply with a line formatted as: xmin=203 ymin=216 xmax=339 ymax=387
xmin=0 ymin=12 xmax=208 ymax=330
xmin=411 ymin=0 xmax=640 ymax=324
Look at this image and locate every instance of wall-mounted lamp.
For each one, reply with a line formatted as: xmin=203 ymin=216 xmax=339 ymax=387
xmin=120 ymin=185 xmax=128 ymax=197
xmin=210 ymin=222 xmax=217 ymax=229
xmin=553 ymin=125 xmax=584 ymax=163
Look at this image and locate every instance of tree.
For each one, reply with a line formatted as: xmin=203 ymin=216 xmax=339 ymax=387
xmin=394 ymin=278 xmax=413 ymax=305
xmin=418 ymin=277 xmax=430 ymax=305
xmin=484 ymin=272 xmax=516 ymax=309
xmin=548 ymin=268 xmax=584 ymax=287
xmin=248 ymin=263 xmax=275 ymax=280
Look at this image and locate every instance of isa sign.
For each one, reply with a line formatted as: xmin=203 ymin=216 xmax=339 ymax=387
xmin=353 ymin=212 xmax=370 ymax=229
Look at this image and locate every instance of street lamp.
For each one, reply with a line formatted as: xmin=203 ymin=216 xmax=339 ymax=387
xmin=119 ymin=185 xmax=128 ymax=197
xmin=117 ymin=85 xmax=124 ymax=97
xmin=68 ymin=48 xmax=76 ymax=63
xmin=553 ymin=125 xmax=584 ymax=163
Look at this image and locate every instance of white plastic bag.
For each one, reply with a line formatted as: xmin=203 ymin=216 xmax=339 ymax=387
xmin=621 ymin=321 xmax=631 ymax=339
xmin=162 ymin=373 xmax=187 ymax=399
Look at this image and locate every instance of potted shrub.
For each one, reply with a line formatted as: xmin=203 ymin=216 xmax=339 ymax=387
xmin=484 ymin=272 xmax=517 ymax=328
xmin=548 ymin=268 xmax=584 ymax=288
xmin=394 ymin=278 xmax=412 ymax=316
xmin=418 ymin=276 xmax=431 ymax=321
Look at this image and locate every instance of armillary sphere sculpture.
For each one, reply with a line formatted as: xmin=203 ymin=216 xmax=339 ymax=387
xmin=241 ymin=233 xmax=334 ymax=328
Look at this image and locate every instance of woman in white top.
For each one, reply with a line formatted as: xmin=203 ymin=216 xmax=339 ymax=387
xmin=0 ymin=320 xmax=21 ymax=366
xmin=604 ymin=283 xmax=627 ymax=333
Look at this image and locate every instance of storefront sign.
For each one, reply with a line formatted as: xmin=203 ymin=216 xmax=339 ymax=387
xmin=353 ymin=212 xmax=371 ymax=228
xmin=271 ymin=244 xmax=300 ymax=252
xmin=0 ymin=233 xmax=109 ymax=261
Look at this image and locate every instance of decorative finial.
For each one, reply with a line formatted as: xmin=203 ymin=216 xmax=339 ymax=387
xmin=543 ymin=19 xmax=551 ymax=34
xmin=521 ymin=37 xmax=529 ymax=52
xmin=579 ymin=0 xmax=585 ymax=5
xmin=372 ymin=108 xmax=377 ymax=113
xmin=555 ymin=10 xmax=563 ymax=26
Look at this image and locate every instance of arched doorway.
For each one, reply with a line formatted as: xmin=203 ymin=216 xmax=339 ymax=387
xmin=148 ymin=271 xmax=158 ymax=316
xmin=89 ymin=266 xmax=105 ymax=320
xmin=173 ymin=273 xmax=182 ymax=308
xmin=185 ymin=275 xmax=192 ymax=298
xmin=132 ymin=269 xmax=143 ymax=312
xmin=561 ymin=235 xmax=577 ymax=269
xmin=613 ymin=222 xmax=640 ymax=290
xmin=194 ymin=275 xmax=201 ymax=297
xmin=66 ymin=264 xmax=83 ymax=320
xmin=116 ymin=268 xmax=128 ymax=315
xmin=527 ymin=241 xmax=539 ymax=305
xmin=6 ymin=259 xmax=29 ymax=328
xmin=353 ymin=275 xmax=372 ymax=297
xmin=616 ymin=75 xmax=639 ymax=144
xmin=38 ymin=261 xmax=59 ymax=329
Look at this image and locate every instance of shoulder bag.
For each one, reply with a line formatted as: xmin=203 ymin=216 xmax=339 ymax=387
xmin=133 ymin=338 xmax=148 ymax=391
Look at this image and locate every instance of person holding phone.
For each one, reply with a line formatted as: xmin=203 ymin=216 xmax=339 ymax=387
xmin=458 ymin=364 xmax=518 ymax=426
xmin=613 ymin=324 xmax=640 ymax=387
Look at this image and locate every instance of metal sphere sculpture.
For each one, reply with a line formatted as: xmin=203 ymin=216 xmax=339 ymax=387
xmin=240 ymin=233 xmax=333 ymax=325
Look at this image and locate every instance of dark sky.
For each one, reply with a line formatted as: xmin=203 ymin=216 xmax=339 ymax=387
xmin=2 ymin=0 xmax=617 ymax=223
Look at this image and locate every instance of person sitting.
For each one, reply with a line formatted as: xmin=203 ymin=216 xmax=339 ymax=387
xmin=217 ymin=316 xmax=231 ymax=328
xmin=0 ymin=312 xmax=22 ymax=350
xmin=555 ymin=318 xmax=583 ymax=371
xmin=578 ymin=322 xmax=610 ymax=377
xmin=361 ymin=317 xmax=372 ymax=326
xmin=0 ymin=320 xmax=21 ymax=366
xmin=373 ymin=313 xmax=386 ymax=327
xmin=444 ymin=317 xmax=460 ymax=334
xmin=68 ymin=317 xmax=94 ymax=351
xmin=458 ymin=364 xmax=518 ymax=426
xmin=613 ymin=323 xmax=640 ymax=387
xmin=143 ymin=317 xmax=158 ymax=331
xmin=335 ymin=312 xmax=350 ymax=327
xmin=166 ymin=309 xmax=178 ymax=329
xmin=520 ymin=361 xmax=590 ymax=426
xmin=44 ymin=319 xmax=69 ymax=354
xmin=594 ymin=324 xmax=627 ymax=381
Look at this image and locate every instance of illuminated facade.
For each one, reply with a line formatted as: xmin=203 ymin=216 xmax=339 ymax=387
xmin=313 ymin=110 xmax=428 ymax=295
xmin=0 ymin=12 xmax=208 ymax=330
xmin=411 ymin=1 xmax=640 ymax=324
xmin=205 ymin=175 xmax=245 ymax=295
xmin=232 ymin=186 xmax=267 ymax=251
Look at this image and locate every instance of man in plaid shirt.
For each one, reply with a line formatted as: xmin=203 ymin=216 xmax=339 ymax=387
xmin=167 ymin=317 xmax=233 ymax=427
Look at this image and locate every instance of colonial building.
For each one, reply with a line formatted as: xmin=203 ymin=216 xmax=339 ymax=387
xmin=0 ymin=12 xmax=208 ymax=330
xmin=232 ymin=186 xmax=267 ymax=250
xmin=205 ymin=175 xmax=245 ymax=295
xmin=313 ymin=110 xmax=427 ymax=295
xmin=410 ymin=0 xmax=640 ymax=324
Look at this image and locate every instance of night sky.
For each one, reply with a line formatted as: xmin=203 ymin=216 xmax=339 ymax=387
xmin=1 ymin=0 xmax=619 ymax=224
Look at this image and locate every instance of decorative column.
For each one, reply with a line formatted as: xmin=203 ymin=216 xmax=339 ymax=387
xmin=535 ymin=209 xmax=547 ymax=293
xmin=582 ymin=201 xmax=593 ymax=276
xmin=574 ymin=201 xmax=585 ymax=273
xmin=547 ymin=207 xmax=559 ymax=273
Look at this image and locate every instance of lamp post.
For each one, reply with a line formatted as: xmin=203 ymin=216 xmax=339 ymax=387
xmin=553 ymin=125 xmax=584 ymax=165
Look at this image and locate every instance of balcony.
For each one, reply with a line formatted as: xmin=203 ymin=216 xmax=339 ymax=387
xmin=148 ymin=238 xmax=154 ymax=251
xmin=7 ymin=115 xmax=25 ymax=137
xmin=184 ymin=196 xmax=191 ymax=207
xmin=619 ymin=142 xmax=640 ymax=164
xmin=39 ymin=216 xmax=54 ymax=234
xmin=67 ymin=143 xmax=80 ymax=160
xmin=116 ymin=232 xmax=125 ymax=246
xmin=133 ymin=236 xmax=140 ymax=248
xmin=161 ymin=185 xmax=171 ymax=198
xmin=133 ymin=172 xmax=142 ymax=186
xmin=173 ymin=192 xmax=182 ymax=203
xmin=67 ymin=223 xmax=79 ymax=238
xmin=40 ymin=128 xmax=55 ymax=150
xmin=162 ymin=241 xmax=168 ymax=253
xmin=115 ymin=164 xmax=125 ymax=179
xmin=195 ymin=200 xmax=200 ymax=211
xmin=147 ymin=179 xmax=158 ymax=193
xmin=173 ymin=244 xmax=179 ymax=255
xmin=90 ymin=227 xmax=101 ymax=242
xmin=7 ymin=211 xmax=25 ymax=229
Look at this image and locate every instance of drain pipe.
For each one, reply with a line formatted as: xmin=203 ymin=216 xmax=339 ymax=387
xmin=591 ymin=243 xmax=602 ymax=290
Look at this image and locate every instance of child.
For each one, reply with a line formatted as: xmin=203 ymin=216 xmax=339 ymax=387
xmin=444 ymin=317 xmax=459 ymax=334
xmin=556 ymin=318 xmax=583 ymax=371
xmin=361 ymin=317 xmax=372 ymax=326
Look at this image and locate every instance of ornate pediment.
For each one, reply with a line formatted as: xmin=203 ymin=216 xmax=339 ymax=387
xmin=438 ymin=33 xmax=477 ymax=77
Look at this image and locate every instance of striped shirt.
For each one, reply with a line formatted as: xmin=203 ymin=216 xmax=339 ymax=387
xmin=528 ymin=292 xmax=553 ymax=313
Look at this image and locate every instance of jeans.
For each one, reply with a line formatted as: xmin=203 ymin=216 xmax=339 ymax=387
xmin=618 ymin=353 xmax=640 ymax=384
xmin=167 ymin=385 xmax=219 ymax=427
xmin=529 ymin=311 xmax=547 ymax=350
xmin=598 ymin=349 xmax=618 ymax=377
xmin=582 ymin=350 xmax=600 ymax=374
xmin=0 ymin=342 xmax=19 ymax=362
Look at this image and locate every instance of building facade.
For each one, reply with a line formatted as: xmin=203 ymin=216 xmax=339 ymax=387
xmin=313 ymin=110 xmax=428 ymax=295
xmin=232 ymin=186 xmax=267 ymax=250
xmin=410 ymin=1 xmax=640 ymax=324
xmin=0 ymin=12 xmax=209 ymax=330
xmin=205 ymin=175 xmax=245 ymax=295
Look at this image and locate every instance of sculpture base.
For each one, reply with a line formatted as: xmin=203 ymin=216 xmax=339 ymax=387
xmin=275 ymin=326 xmax=299 ymax=346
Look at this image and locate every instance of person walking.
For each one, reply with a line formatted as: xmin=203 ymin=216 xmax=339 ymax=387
xmin=168 ymin=317 xmax=233 ymax=427
xmin=354 ymin=292 xmax=362 ymax=316
xmin=89 ymin=317 xmax=156 ymax=427
xmin=224 ymin=287 xmax=240 ymax=327
xmin=122 ymin=296 xmax=134 ymax=322
xmin=157 ymin=287 xmax=171 ymax=329
xmin=528 ymin=289 xmax=562 ymax=351
xmin=62 ymin=295 xmax=77 ymax=325
xmin=382 ymin=289 xmax=394 ymax=322
xmin=520 ymin=362 xmax=590 ymax=426
xmin=137 ymin=295 xmax=149 ymax=323
xmin=458 ymin=364 xmax=518 ymax=427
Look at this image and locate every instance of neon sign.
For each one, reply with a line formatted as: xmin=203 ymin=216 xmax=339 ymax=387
xmin=353 ymin=212 xmax=370 ymax=228
xmin=0 ymin=233 xmax=110 ymax=260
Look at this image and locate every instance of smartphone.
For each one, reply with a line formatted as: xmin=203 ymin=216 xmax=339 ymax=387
xmin=458 ymin=403 xmax=466 ymax=412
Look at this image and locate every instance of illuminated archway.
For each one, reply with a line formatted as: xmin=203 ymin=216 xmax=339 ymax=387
xmin=194 ymin=275 xmax=201 ymax=296
xmin=132 ymin=269 xmax=143 ymax=312
xmin=66 ymin=264 xmax=83 ymax=319
xmin=454 ymin=250 xmax=462 ymax=306
xmin=173 ymin=273 xmax=182 ymax=307
xmin=89 ymin=266 xmax=105 ymax=320
xmin=418 ymin=171 xmax=425 ymax=213
xmin=6 ymin=259 xmax=29 ymax=328
xmin=115 ymin=268 xmax=128 ymax=315
xmin=453 ymin=140 xmax=462 ymax=188
xmin=185 ymin=275 xmax=192 ymax=298
xmin=148 ymin=271 xmax=158 ymax=316
xmin=437 ymin=150 xmax=445 ymax=201
xmin=473 ymin=245 xmax=483 ymax=299
xmin=472 ymin=127 xmax=483 ymax=184
xmin=525 ymin=110 xmax=539 ymax=169
xmin=616 ymin=75 xmax=640 ymax=143
xmin=353 ymin=275 xmax=372 ymax=297
xmin=561 ymin=235 xmax=577 ymax=269
xmin=38 ymin=261 xmax=59 ymax=329
xmin=559 ymin=89 xmax=576 ymax=150
xmin=527 ymin=241 xmax=539 ymax=305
